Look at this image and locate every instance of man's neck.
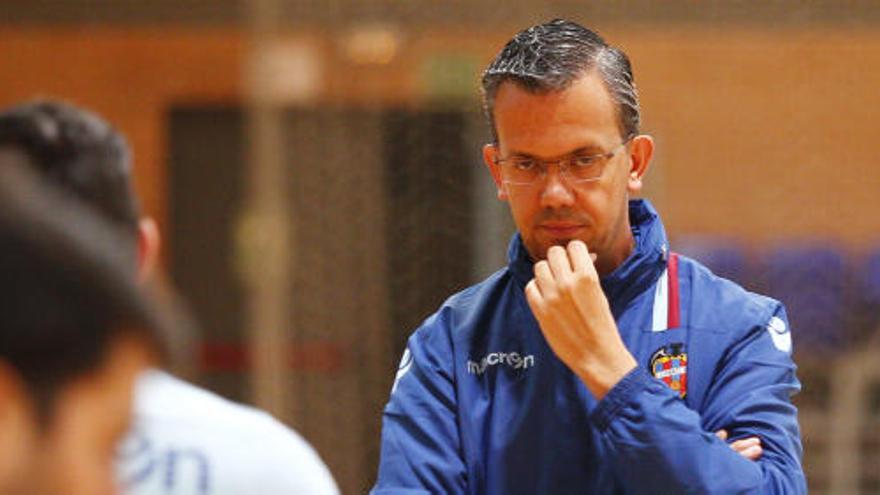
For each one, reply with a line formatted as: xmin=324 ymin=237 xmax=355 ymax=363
xmin=595 ymin=230 xmax=635 ymax=277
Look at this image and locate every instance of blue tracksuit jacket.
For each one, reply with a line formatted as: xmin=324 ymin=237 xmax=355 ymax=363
xmin=373 ymin=200 xmax=806 ymax=494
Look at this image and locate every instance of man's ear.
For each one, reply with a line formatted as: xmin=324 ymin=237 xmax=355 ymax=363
xmin=482 ymin=143 xmax=508 ymax=201
xmin=136 ymin=218 xmax=161 ymax=281
xmin=626 ymin=134 xmax=654 ymax=195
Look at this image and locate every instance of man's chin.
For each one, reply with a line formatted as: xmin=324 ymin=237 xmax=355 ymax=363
xmin=525 ymin=237 xmax=580 ymax=261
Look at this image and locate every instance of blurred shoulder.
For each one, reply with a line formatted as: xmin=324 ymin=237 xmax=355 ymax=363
xmin=124 ymin=370 xmax=339 ymax=495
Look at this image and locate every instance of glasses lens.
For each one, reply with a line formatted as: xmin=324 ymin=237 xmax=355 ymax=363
xmin=503 ymin=158 xmax=538 ymax=184
xmin=565 ymin=156 xmax=602 ymax=182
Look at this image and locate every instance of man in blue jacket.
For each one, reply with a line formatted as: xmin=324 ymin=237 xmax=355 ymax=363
xmin=373 ymin=19 xmax=805 ymax=494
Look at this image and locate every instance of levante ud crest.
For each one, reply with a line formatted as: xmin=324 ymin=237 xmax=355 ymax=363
xmin=649 ymin=343 xmax=688 ymax=398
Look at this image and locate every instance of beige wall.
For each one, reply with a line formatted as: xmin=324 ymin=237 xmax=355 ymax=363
xmin=0 ymin=25 xmax=876 ymax=248
xmin=0 ymin=27 xmax=244 ymax=254
xmin=622 ymin=27 xmax=880 ymax=247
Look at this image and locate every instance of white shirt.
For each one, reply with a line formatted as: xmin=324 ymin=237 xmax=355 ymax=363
xmin=117 ymin=371 xmax=339 ymax=495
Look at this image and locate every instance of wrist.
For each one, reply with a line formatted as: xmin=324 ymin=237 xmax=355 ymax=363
xmin=575 ymin=353 xmax=638 ymax=401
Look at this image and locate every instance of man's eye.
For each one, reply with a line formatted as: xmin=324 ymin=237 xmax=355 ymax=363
xmin=571 ymin=155 xmax=598 ymax=168
xmin=512 ymin=159 xmax=536 ymax=171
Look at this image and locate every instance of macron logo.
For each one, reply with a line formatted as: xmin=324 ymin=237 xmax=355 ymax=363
xmin=467 ymin=351 xmax=535 ymax=376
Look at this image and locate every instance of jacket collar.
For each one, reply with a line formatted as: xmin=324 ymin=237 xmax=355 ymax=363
xmin=507 ymin=199 xmax=668 ymax=315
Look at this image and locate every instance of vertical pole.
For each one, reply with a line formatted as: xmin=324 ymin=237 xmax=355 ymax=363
xmin=829 ymin=347 xmax=880 ymax=494
xmin=828 ymin=357 xmax=863 ymax=494
xmin=242 ymin=0 xmax=290 ymax=417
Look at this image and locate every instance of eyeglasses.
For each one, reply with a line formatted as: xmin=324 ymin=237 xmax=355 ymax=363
xmin=494 ymin=136 xmax=633 ymax=185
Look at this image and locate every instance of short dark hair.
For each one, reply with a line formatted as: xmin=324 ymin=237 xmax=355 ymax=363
xmin=481 ymin=19 xmax=640 ymax=143
xmin=0 ymin=163 xmax=166 ymax=424
xmin=0 ymin=100 xmax=140 ymax=236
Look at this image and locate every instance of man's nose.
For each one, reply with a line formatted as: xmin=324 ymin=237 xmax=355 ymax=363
xmin=539 ymin=167 xmax=576 ymax=209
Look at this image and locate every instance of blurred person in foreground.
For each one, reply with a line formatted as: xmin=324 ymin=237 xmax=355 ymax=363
xmin=0 ymin=162 xmax=166 ymax=495
xmin=373 ymin=19 xmax=805 ymax=494
xmin=0 ymin=100 xmax=339 ymax=495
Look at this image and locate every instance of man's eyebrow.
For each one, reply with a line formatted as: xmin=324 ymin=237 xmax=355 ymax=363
xmin=507 ymin=146 xmax=604 ymax=159
xmin=506 ymin=150 xmax=539 ymax=159
xmin=569 ymin=146 xmax=606 ymax=155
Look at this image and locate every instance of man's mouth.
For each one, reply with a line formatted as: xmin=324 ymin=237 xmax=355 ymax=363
xmin=538 ymin=223 xmax=585 ymax=237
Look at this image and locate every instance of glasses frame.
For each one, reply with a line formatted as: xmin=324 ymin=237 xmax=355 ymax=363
xmin=494 ymin=135 xmax=635 ymax=186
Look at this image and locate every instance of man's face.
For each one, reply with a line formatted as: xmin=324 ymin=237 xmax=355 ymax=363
xmin=0 ymin=334 xmax=153 ymax=495
xmin=483 ymin=72 xmax=652 ymax=269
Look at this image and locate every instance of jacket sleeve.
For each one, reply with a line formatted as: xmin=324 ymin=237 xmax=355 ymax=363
xmin=591 ymin=305 xmax=806 ymax=494
xmin=371 ymin=314 xmax=467 ymax=495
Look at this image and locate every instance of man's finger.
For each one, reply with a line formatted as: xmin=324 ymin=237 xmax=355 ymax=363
xmin=525 ymin=279 xmax=544 ymax=314
xmin=567 ymin=240 xmax=595 ymax=274
xmin=533 ymin=260 xmax=557 ymax=299
xmin=737 ymin=444 xmax=763 ymax=461
xmin=729 ymin=437 xmax=761 ymax=451
xmin=715 ymin=430 xmax=728 ymax=441
xmin=546 ymin=245 xmax=573 ymax=281
xmin=728 ymin=436 xmax=763 ymax=461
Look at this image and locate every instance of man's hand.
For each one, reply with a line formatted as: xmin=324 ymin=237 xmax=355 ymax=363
xmin=716 ymin=430 xmax=763 ymax=461
xmin=525 ymin=241 xmax=637 ymax=400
